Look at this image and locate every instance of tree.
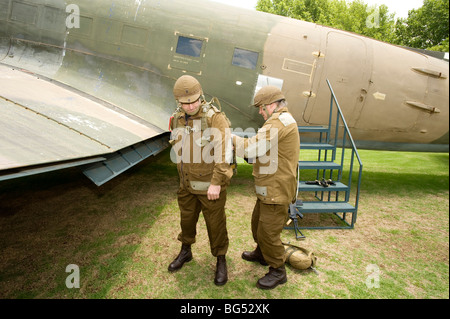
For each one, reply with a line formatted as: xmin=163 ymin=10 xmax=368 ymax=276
xmin=256 ymin=0 xmax=449 ymax=52
xmin=394 ymin=0 xmax=449 ymax=52
xmin=256 ymin=0 xmax=396 ymax=43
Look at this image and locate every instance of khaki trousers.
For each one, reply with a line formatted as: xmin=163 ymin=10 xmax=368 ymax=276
xmin=251 ymin=199 xmax=288 ymax=268
xmin=177 ymin=188 xmax=229 ymax=257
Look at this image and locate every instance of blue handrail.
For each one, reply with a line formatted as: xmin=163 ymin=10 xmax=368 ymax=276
xmin=326 ymin=79 xmax=363 ymax=214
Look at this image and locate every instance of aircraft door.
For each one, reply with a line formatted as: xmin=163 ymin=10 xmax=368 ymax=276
xmin=305 ymin=32 xmax=370 ymax=127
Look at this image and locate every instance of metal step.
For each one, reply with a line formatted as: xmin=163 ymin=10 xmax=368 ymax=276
xmin=83 ymin=135 xmax=169 ymax=186
xmin=297 ymin=202 xmax=356 ymax=213
xmin=299 ymin=161 xmax=342 ymax=170
xmin=301 ymin=143 xmax=335 ymax=150
xmin=298 ymin=126 xmax=329 ymax=133
xmin=298 ymin=181 xmax=349 ymax=192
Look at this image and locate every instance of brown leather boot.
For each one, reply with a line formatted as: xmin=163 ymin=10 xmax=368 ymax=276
xmin=241 ymin=245 xmax=268 ymax=266
xmin=256 ymin=266 xmax=287 ymax=290
xmin=168 ymin=244 xmax=192 ymax=272
xmin=214 ymin=255 xmax=228 ymax=286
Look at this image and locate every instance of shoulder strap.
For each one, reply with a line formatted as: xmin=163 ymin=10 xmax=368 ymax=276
xmin=201 ymin=98 xmax=225 ymax=129
xmin=169 ymin=106 xmax=184 ymax=131
xmin=278 ymin=112 xmax=297 ymax=127
xmin=171 ymin=98 xmax=230 ymax=132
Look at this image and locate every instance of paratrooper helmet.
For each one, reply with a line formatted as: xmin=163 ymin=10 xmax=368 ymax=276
xmin=252 ymin=85 xmax=285 ymax=108
xmin=173 ymin=75 xmax=203 ymax=104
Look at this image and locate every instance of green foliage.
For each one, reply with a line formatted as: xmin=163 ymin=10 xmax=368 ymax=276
xmin=256 ymin=0 xmax=449 ymax=52
xmin=256 ymin=0 xmax=396 ymax=42
xmin=394 ymin=0 xmax=449 ymax=51
xmin=427 ymin=38 xmax=449 ymax=52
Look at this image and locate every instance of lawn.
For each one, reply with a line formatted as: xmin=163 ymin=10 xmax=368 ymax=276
xmin=0 ymin=148 xmax=448 ymax=300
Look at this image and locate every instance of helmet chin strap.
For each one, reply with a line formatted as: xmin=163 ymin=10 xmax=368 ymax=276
xmin=263 ymin=102 xmax=278 ymax=118
xmin=262 ymin=106 xmax=270 ymax=119
xmin=262 ymin=103 xmax=282 ymax=119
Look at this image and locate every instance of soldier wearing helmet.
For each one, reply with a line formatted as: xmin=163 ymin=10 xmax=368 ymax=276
xmin=168 ymin=75 xmax=233 ymax=286
xmin=233 ymin=85 xmax=300 ymax=290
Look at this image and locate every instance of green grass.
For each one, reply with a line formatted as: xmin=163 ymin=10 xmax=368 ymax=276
xmin=0 ymin=149 xmax=448 ymax=299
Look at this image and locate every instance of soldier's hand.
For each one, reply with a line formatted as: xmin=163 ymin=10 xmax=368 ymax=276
xmin=207 ymin=184 xmax=221 ymax=201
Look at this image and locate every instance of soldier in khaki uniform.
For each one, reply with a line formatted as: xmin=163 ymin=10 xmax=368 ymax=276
xmin=233 ymin=85 xmax=300 ymax=290
xmin=168 ymin=75 xmax=233 ymax=286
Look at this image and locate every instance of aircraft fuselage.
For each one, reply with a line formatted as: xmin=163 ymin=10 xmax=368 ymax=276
xmin=1 ymin=0 xmax=448 ymax=152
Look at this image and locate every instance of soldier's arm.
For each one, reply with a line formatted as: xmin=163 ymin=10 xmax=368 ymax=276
xmin=210 ymin=113 xmax=233 ymax=187
xmin=232 ymin=125 xmax=272 ymax=161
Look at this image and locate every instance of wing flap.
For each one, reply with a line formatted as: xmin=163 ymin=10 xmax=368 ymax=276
xmin=0 ymin=64 xmax=165 ymax=172
xmin=0 ymin=96 xmax=110 ymax=170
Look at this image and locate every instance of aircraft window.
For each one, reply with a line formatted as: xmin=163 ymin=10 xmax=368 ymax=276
xmin=42 ymin=6 xmax=66 ymax=31
xmin=232 ymin=48 xmax=259 ymax=70
xmin=70 ymin=16 xmax=93 ymax=36
xmin=0 ymin=1 xmax=7 ymax=20
xmin=176 ymin=36 xmax=203 ymax=58
xmin=122 ymin=25 xmax=147 ymax=46
xmin=10 ymin=1 xmax=38 ymax=24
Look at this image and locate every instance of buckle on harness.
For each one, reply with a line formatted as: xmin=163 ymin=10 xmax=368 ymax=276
xmin=185 ymin=126 xmax=200 ymax=134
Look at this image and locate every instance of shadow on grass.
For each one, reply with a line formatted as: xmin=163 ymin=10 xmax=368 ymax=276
xmin=0 ymin=149 xmax=447 ymax=298
xmin=0 ymin=149 xmax=179 ymax=298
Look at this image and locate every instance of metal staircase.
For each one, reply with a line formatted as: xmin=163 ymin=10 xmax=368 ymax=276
xmin=286 ymin=80 xmax=363 ymax=239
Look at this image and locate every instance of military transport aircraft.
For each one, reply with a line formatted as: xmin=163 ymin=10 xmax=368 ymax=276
xmin=0 ymin=0 xmax=448 ymax=186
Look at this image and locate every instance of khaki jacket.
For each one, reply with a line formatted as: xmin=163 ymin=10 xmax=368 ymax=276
xmin=170 ymin=102 xmax=233 ymax=195
xmin=234 ymin=107 xmax=300 ymax=205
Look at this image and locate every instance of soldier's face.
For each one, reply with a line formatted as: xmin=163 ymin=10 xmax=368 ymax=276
xmin=259 ymin=106 xmax=268 ymax=121
xmin=181 ymin=99 xmax=201 ymax=116
xmin=259 ymin=103 xmax=276 ymax=121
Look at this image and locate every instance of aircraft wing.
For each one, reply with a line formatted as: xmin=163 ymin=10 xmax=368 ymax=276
xmin=0 ymin=64 xmax=169 ymax=185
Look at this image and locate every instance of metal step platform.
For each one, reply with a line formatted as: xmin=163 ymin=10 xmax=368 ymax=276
xmin=301 ymin=143 xmax=336 ymax=150
xmin=298 ymin=202 xmax=357 ymax=213
xmin=286 ymin=80 xmax=363 ymax=239
xmin=298 ymin=181 xmax=349 ymax=192
xmin=298 ymin=161 xmax=342 ymax=170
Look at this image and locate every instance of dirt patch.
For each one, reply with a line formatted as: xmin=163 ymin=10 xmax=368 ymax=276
xmin=0 ymin=151 xmax=448 ymax=299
